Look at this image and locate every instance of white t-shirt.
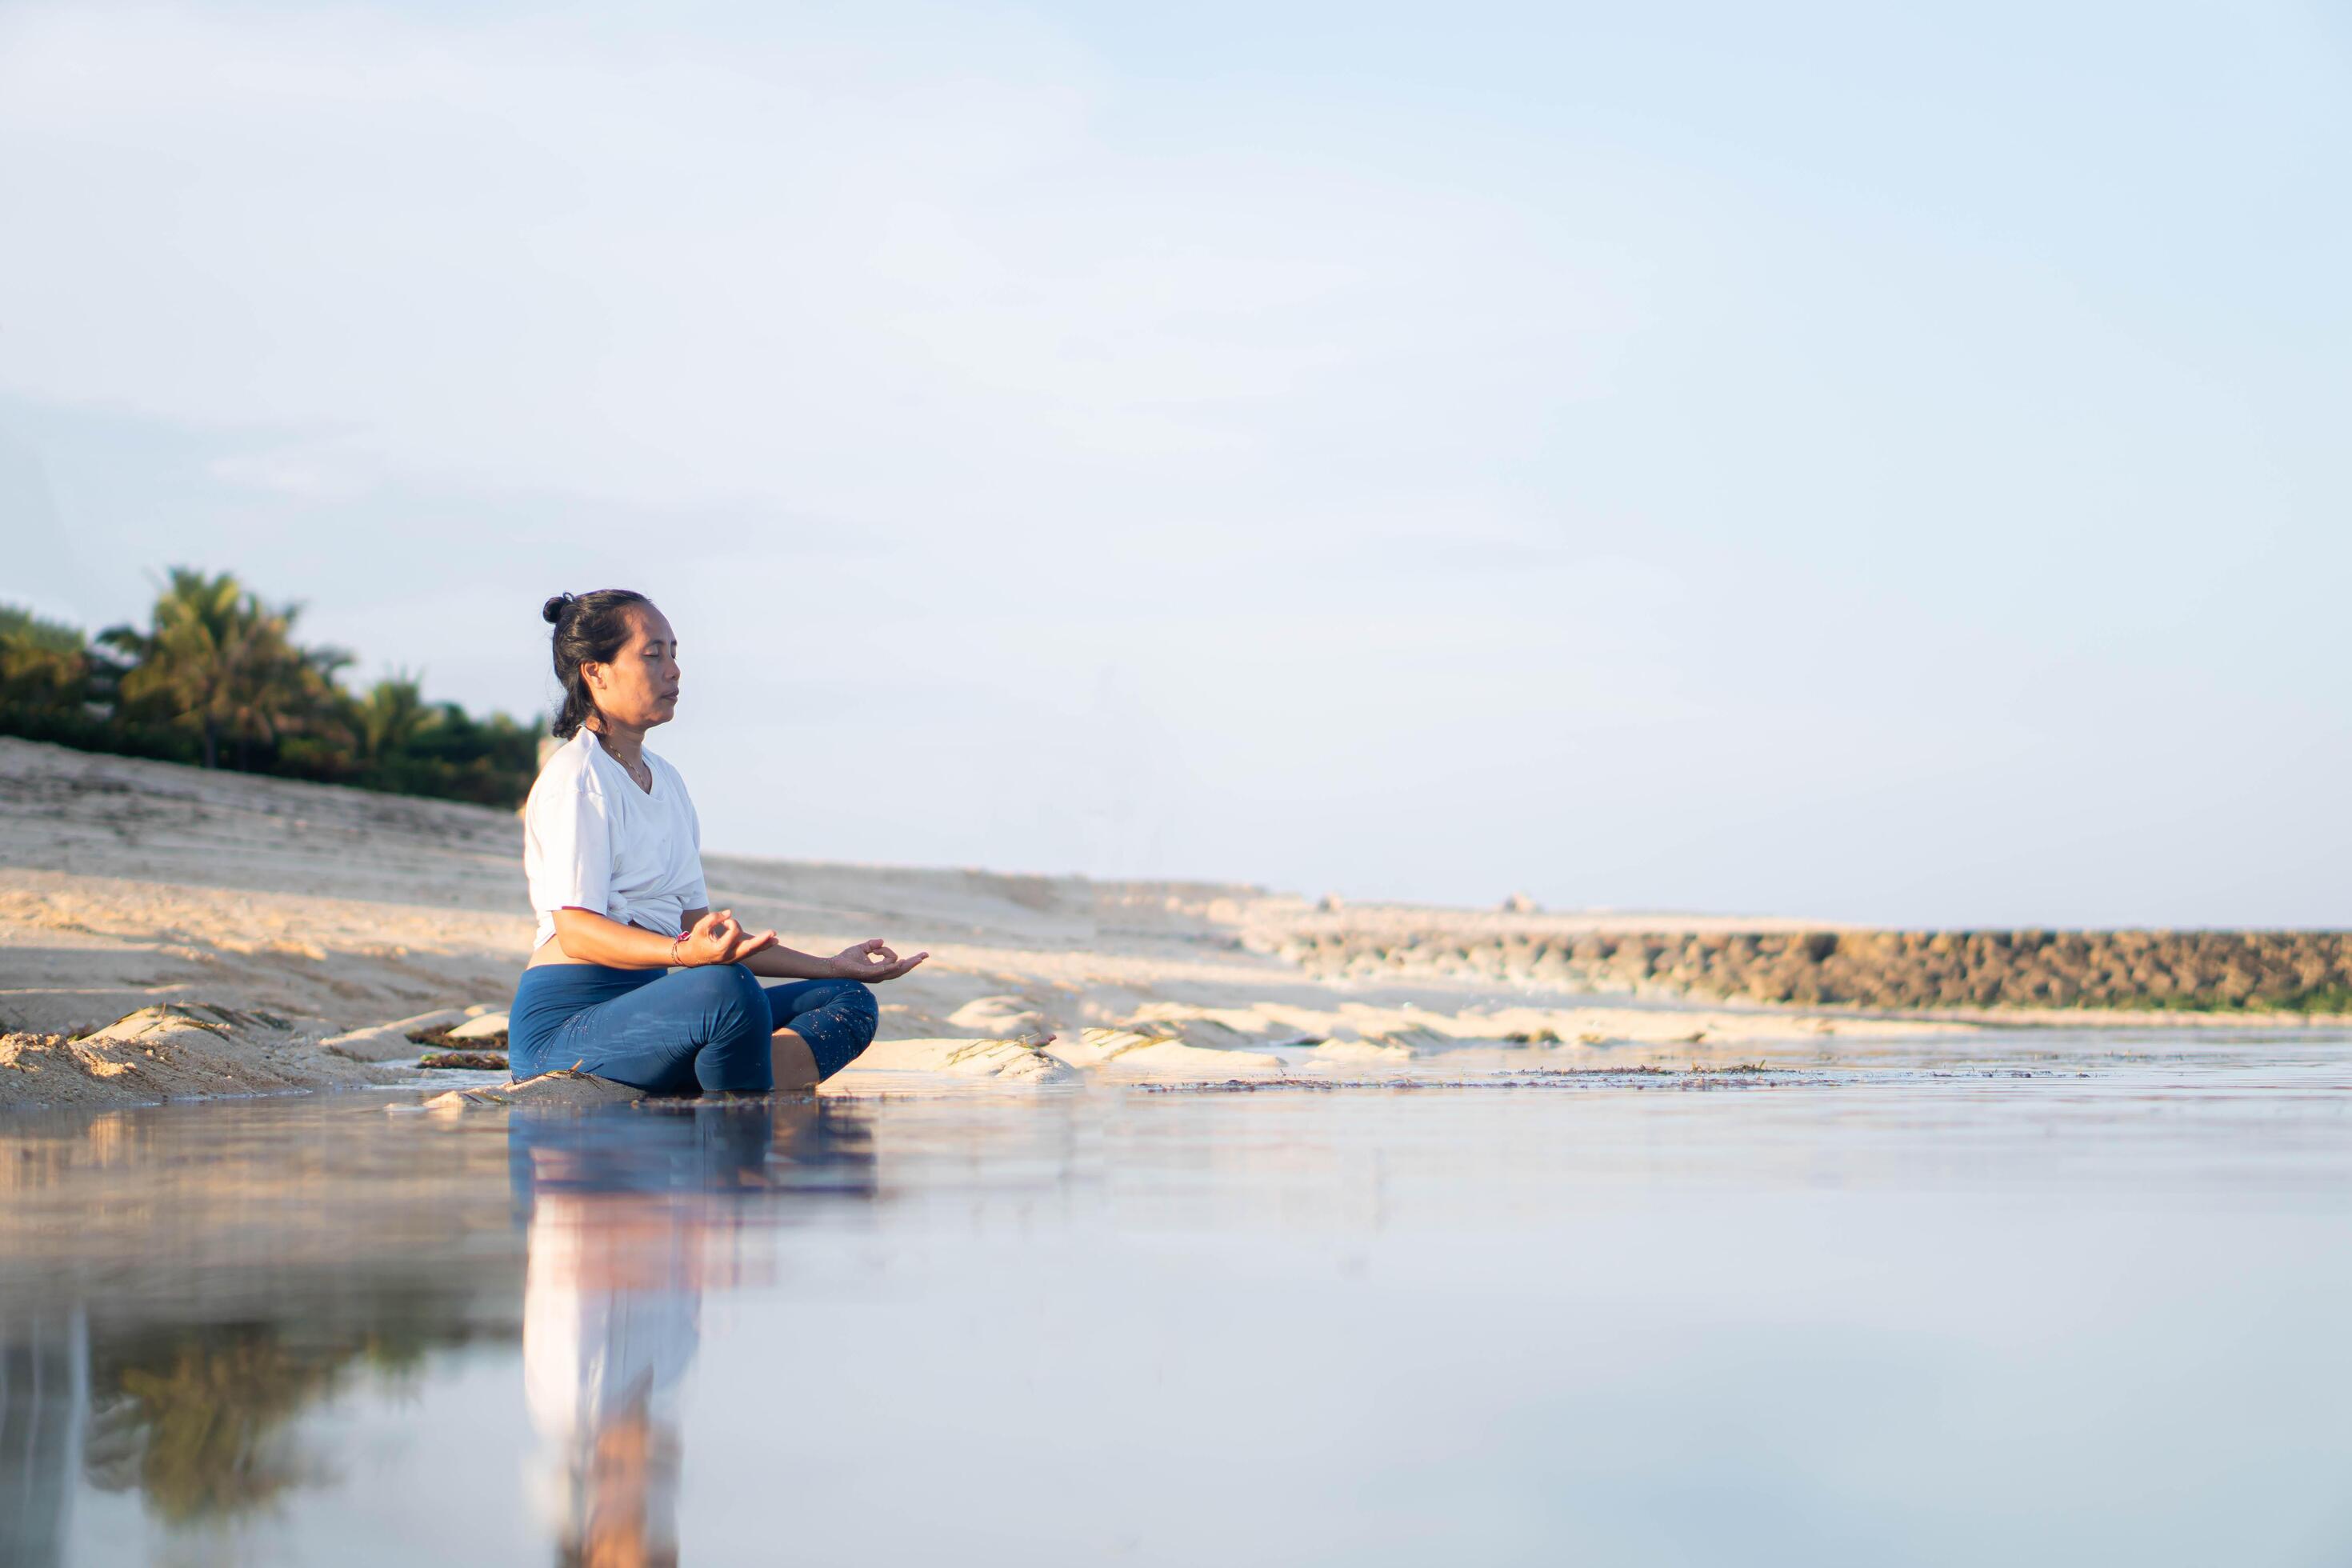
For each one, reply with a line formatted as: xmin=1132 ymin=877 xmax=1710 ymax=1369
xmin=522 ymin=730 xmax=709 ymax=951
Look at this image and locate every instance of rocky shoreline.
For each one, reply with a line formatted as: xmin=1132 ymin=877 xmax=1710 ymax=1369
xmin=1272 ymin=926 xmax=2352 ymax=1014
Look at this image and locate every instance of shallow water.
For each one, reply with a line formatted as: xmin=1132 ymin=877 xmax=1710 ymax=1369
xmin=4 ymin=1029 xmax=2350 ymax=1566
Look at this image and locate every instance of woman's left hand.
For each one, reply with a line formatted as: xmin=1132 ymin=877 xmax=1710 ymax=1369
xmin=830 ymin=938 xmax=929 ymax=983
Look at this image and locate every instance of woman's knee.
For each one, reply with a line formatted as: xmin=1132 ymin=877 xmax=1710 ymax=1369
xmin=790 ymin=980 xmax=877 ymax=1081
xmin=833 ymin=981 xmax=878 ymax=1050
xmin=834 ymin=982 xmax=878 ymax=1074
xmin=672 ymin=962 xmax=768 ymax=1034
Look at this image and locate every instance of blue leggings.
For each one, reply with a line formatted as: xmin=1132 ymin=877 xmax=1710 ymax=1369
xmin=507 ymin=963 xmax=878 ymax=1093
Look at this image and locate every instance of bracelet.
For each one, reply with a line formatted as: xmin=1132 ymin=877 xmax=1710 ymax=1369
xmin=671 ymin=934 xmax=688 ymax=967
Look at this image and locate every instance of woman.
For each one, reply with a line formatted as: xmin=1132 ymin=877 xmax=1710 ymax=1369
xmin=509 ymin=588 xmax=925 ymax=1094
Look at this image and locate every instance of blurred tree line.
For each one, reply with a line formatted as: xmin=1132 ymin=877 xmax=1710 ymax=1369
xmin=0 ymin=567 xmax=539 ymax=807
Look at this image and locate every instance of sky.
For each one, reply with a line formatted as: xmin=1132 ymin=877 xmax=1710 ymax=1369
xmin=2 ymin=0 xmax=2348 ymax=926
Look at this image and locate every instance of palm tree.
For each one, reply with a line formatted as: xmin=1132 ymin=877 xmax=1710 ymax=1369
xmin=99 ymin=569 xmax=350 ymax=770
xmin=354 ymin=670 xmax=439 ymax=763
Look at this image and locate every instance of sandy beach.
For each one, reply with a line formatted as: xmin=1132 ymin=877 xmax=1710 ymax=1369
xmin=0 ymin=737 xmax=1990 ymax=1111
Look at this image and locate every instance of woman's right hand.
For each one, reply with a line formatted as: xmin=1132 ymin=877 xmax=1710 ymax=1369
xmin=675 ymin=908 xmax=778 ymax=968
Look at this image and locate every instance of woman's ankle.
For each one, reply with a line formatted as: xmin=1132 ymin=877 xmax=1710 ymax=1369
xmin=769 ymin=1026 xmax=820 ymax=1093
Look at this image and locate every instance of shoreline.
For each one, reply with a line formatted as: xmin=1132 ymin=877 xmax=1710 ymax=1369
xmin=4 ymin=734 xmax=2345 ymax=1113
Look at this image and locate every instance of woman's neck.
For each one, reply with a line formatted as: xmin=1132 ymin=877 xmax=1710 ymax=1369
xmin=590 ymin=719 xmax=647 ymax=770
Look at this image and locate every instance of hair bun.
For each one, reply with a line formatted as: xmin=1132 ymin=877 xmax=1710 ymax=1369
xmin=541 ymin=593 xmax=574 ymax=626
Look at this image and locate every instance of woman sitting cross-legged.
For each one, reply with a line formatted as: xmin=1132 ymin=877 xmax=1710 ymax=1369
xmin=509 ymin=587 xmax=926 ymax=1094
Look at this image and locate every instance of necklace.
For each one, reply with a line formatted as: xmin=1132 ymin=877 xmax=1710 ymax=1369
xmin=594 ymin=729 xmax=653 ymax=793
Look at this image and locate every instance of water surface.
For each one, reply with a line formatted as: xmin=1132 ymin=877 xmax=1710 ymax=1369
xmin=5 ymin=1029 xmax=2350 ymax=1566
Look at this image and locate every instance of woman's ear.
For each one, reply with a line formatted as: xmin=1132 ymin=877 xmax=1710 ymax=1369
xmin=582 ymin=660 xmax=605 ymax=692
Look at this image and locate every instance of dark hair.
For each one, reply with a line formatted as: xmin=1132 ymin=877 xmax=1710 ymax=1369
xmin=541 ymin=589 xmax=654 ymax=739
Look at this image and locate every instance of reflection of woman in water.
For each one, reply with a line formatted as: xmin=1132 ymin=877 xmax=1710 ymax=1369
xmin=523 ymin=1186 xmax=696 ymax=1568
xmin=513 ymin=1104 xmax=875 ymax=1567
xmin=510 ymin=588 xmax=927 ymax=1094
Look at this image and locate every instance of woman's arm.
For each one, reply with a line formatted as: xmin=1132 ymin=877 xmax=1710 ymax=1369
xmin=670 ymin=910 xmax=838 ymax=979
xmin=676 ymin=910 xmax=927 ymax=984
xmin=575 ymin=902 xmax=926 ymax=982
xmin=750 ymin=935 xmax=930 ymax=983
xmin=551 ymin=906 xmax=778 ymax=970
xmin=739 ymin=945 xmax=860 ymax=981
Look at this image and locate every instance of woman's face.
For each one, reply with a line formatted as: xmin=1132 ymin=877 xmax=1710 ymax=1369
xmin=585 ymin=604 xmax=682 ymax=731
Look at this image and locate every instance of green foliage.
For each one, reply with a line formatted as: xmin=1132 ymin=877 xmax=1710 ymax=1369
xmin=2114 ymin=985 xmax=2352 ymax=1016
xmin=98 ymin=567 xmax=351 ymax=770
xmin=0 ymin=604 xmax=179 ymax=761
xmin=0 ymin=605 xmax=104 ymax=738
xmin=0 ymin=604 xmax=89 ymax=691
xmin=0 ymin=569 xmax=541 ymax=808
xmin=343 ymin=690 xmax=542 ymax=807
xmin=354 ymin=669 xmax=434 ymax=762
